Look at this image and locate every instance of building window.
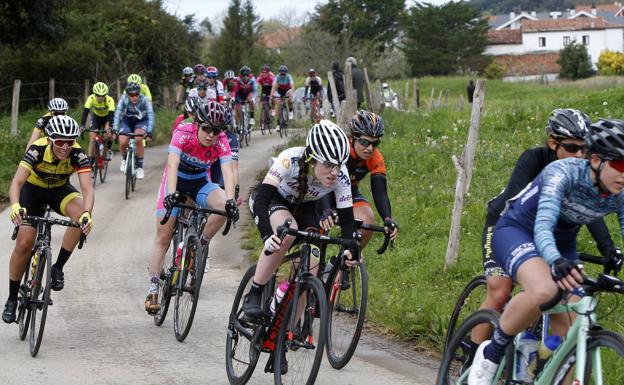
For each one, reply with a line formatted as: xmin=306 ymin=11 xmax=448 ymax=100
xmin=563 ymin=36 xmax=571 ymax=45
xmin=582 ymin=35 xmax=590 ymax=45
xmin=539 ymin=37 xmax=546 ymax=47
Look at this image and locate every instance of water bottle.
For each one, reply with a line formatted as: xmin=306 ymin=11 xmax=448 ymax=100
xmin=515 ymin=331 xmax=539 ymax=382
xmin=270 ymin=281 xmax=290 ymax=314
xmin=98 ymin=143 xmax=104 ymax=155
xmin=532 ymin=335 xmax=561 ymax=377
xmin=172 ymin=242 xmax=184 ymax=285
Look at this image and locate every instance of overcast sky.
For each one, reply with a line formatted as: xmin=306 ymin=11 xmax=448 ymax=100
xmin=163 ymin=0 xmax=453 ymax=26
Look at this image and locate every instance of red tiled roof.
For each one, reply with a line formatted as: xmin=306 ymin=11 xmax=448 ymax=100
xmin=487 ymin=29 xmax=522 ymax=44
xmin=261 ymin=27 xmax=302 ymax=49
xmin=575 ymin=4 xmax=622 ymax=14
xmin=522 ymin=17 xmax=622 ymax=32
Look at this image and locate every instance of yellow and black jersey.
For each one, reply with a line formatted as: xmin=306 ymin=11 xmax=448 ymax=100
xmin=20 ymin=138 xmax=91 ymax=188
xmin=33 ymin=112 xmax=54 ymax=133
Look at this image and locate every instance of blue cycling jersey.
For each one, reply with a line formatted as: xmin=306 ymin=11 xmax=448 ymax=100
xmin=113 ymin=93 xmax=154 ymax=133
xmin=501 ymin=157 xmax=624 ymax=265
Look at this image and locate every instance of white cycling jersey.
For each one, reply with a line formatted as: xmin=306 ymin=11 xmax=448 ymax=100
xmin=266 ymin=147 xmax=352 ymax=208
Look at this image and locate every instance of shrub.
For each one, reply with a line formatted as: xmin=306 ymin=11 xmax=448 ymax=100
xmin=484 ymin=61 xmax=505 ymax=79
xmin=597 ymin=50 xmax=624 ymax=76
xmin=558 ymin=42 xmax=593 ymax=80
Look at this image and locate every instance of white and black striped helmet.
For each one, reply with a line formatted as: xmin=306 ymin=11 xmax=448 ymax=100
xmin=585 ymin=119 xmax=624 ymax=159
xmin=306 ymin=119 xmax=349 ymax=165
xmin=47 ymin=98 xmax=68 ymax=113
xmin=45 ymin=115 xmax=80 ymax=139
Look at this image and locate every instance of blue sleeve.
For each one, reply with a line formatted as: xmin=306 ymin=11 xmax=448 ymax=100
xmin=145 ymin=98 xmax=154 ymax=133
xmin=534 ymin=162 xmax=573 ymax=265
xmin=252 ymin=79 xmax=258 ymax=96
xmin=113 ymin=96 xmax=126 ymax=131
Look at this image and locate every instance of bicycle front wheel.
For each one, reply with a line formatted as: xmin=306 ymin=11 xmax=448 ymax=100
xmin=325 ymin=262 xmax=368 ymax=369
xmin=173 ymin=235 xmax=203 ymax=342
xmin=99 ymin=156 xmax=108 ymax=183
xmin=29 ymin=248 xmax=52 ymax=357
xmin=444 ymin=275 xmax=487 ymax=352
xmin=17 ymin=254 xmax=34 ymax=341
xmin=154 ymin=236 xmax=178 ymax=327
xmin=552 ymin=330 xmax=624 ymax=385
xmin=274 ymin=276 xmax=327 ymax=385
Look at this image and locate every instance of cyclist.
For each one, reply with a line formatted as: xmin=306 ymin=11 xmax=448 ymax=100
xmin=256 ymin=64 xmax=274 ymax=124
xmin=222 ymin=70 xmax=237 ymax=106
xmin=127 ymin=73 xmax=152 ymax=101
xmin=271 ymin=65 xmax=295 ymax=126
xmin=232 ymin=66 xmax=257 ymax=127
xmin=242 ymin=120 xmax=357 ymax=319
xmin=171 ymin=96 xmax=200 ymax=133
xmin=318 ymin=111 xmax=398 ymax=248
xmin=468 ymin=119 xmax=624 ymax=385
xmin=470 ymin=109 xmax=621 ymax=352
xmin=2 ymin=116 xmax=94 ymax=323
xmin=187 ymin=63 xmax=206 ymax=91
xmin=176 ymin=66 xmax=194 ymax=106
xmin=80 ymin=82 xmax=116 ymax=164
xmin=189 ymin=79 xmax=217 ymax=104
xmin=26 ymin=98 xmax=68 ymax=149
xmin=206 ymin=66 xmax=225 ymax=103
xmin=304 ymin=68 xmax=324 ymax=117
xmin=145 ymin=102 xmax=239 ymax=313
xmin=113 ymin=82 xmax=154 ymax=180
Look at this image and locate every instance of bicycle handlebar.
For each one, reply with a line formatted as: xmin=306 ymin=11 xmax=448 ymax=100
xmin=160 ymin=197 xmax=233 ymax=236
xmin=11 ymin=214 xmax=87 ymax=249
xmin=358 ymin=222 xmax=392 ymax=254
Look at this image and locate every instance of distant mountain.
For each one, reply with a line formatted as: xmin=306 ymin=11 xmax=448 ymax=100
xmin=469 ymin=0 xmax=616 ymax=14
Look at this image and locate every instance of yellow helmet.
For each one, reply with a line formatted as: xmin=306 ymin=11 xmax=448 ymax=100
xmin=127 ymin=73 xmax=142 ymax=84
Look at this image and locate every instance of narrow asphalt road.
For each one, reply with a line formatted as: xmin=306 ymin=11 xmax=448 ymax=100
xmin=0 ymin=129 xmax=438 ymax=384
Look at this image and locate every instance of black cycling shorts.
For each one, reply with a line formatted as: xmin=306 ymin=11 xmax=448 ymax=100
xmin=90 ymin=115 xmax=110 ymax=131
xmin=267 ymin=194 xmax=319 ymax=232
xmin=19 ymin=182 xmax=81 ymax=223
xmin=481 ymin=212 xmax=509 ymax=278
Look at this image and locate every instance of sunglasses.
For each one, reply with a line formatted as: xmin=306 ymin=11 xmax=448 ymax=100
xmin=356 ymin=138 xmax=381 ymax=148
xmin=199 ymin=123 xmax=224 ymax=135
xmin=128 ymin=92 xmax=139 ymax=97
xmin=320 ymin=161 xmax=340 ymax=172
xmin=50 ymin=137 xmax=75 ymax=148
xmin=609 ymin=159 xmax=624 ymax=172
xmin=558 ymin=142 xmax=584 ymax=154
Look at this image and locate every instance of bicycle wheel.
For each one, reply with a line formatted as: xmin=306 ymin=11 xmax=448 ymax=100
xmin=99 ymin=155 xmax=108 ymax=183
xmin=274 ymin=276 xmax=327 ymax=385
xmin=260 ymin=105 xmax=267 ymax=135
xmin=237 ymin=123 xmax=245 ymax=148
xmin=444 ymin=275 xmax=487 ymax=352
xmin=552 ymin=330 xmax=624 ymax=385
xmin=436 ymin=309 xmax=500 ymax=385
xmin=325 ymin=262 xmax=368 ymax=369
xmin=173 ymin=234 xmax=203 ymax=342
xmin=29 ymin=247 xmax=52 ymax=357
xmin=226 ymin=265 xmax=263 ymax=385
xmin=91 ymin=155 xmax=98 ymax=187
xmin=154 ymin=234 xmax=177 ymax=326
xmin=131 ymin=155 xmax=137 ymax=192
xmin=17 ymin=254 xmax=34 ymax=341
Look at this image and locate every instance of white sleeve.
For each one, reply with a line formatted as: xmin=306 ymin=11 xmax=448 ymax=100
xmin=334 ymin=164 xmax=353 ymax=209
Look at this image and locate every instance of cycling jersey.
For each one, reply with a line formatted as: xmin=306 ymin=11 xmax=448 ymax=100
xmin=20 ymin=138 xmax=91 ymax=189
xmin=273 ymin=73 xmax=294 ymax=91
xmin=345 ymin=145 xmax=391 ymax=219
xmin=257 ymin=72 xmax=275 ymax=95
xmin=304 ymin=76 xmax=323 ymax=97
xmin=188 ymin=87 xmax=218 ymax=104
xmin=171 ymin=114 xmax=191 ymax=133
xmin=232 ymin=76 xmax=257 ymax=99
xmin=497 ymin=157 xmax=624 ymax=267
xmin=113 ymin=93 xmax=154 ymax=134
xmin=33 ymin=112 xmax=54 ymax=134
xmin=210 ymin=130 xmax=239 ymax=187
xmin=80 ymin=94 xmax=115 ymax=127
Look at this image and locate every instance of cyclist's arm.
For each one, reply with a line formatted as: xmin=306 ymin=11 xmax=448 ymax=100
xmin=370 ymin=174 xmax=392 ymax=220
xmin=25 ymin=129 xmax=42 ymax=150
xmin=221 ymin=159 xmax=236 ymax=200
xmin=9 ymin=166 xmax=30 ymax=206
xmin=334 ymin=165 xmax=356 ymax=239
xmin=586 ymin=219 xmax=617 ymax=257
xmin=80 ymin=108 xmax=91 ymax=128
xmin=76 ymin=171 xmax=95 ymax=213
xmin=165 ymin=152 xmax=181 ymax=196
xmin=145 ymin=99 xmax=155 ymax=134
xmin=504 ymin=148 xmax=547 ymax=201
xmin=113 ymin=97 xmax=126 ymax=132
xmin=252 ymin=79 xmax=258 ymax=98
xmin=106 ymin=111 xmax=114 ymax=129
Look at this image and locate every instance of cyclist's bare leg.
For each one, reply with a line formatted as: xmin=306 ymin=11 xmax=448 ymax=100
xmin=253 ymin=210 xmax=298 ymax=285
xmin=60 ymin=196 xmax=86 ymax=251
xmin=201 ymin=188 xmax=227 ymax=239
xmin=118 ymin=135 xmax=129 ymax=158
xmin=273 ymin=97 xmax=281 ymax=118
xmin=147 ymin=215 xmax=176 ymax=276
xmin=472 ymin=276 xmax=513 ymax=343
xmin=88 ymin=131 xmax=97 ymax=158
xmin=135 ymin=128 xmax=146 ymax=159
xmin=246 ymin=93 xmax=255 ymax=116
xmin=234 ymin=103 xmax=242 ymax=127
xmin=8 ymin=227 xmax=36 ymax=281
xmin=354 ymin=204 xmax=375 ymax=247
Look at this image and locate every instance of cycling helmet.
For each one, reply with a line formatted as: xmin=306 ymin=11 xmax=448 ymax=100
xmin=182 ymin=66 xmax=193 ymax=76
xmin=127 ymin=73 xmax=142 ymax=84
xmin=279 ymin=65 xmax=288 ymax=73
xmin=47 ymin=98 xmax=68 ymax=113
xmin=585 ymin=119 xmax=624 ymax=159
xmin=547 ymin=108 xmax=591 ymax=140
xmin=184 ymin=96 xmax=201 ymax=113
xmin=195 ymin=80 xmax=208 ymax=89
xmin=306 ymin=119 xmax=349 ymax=165
xmin=195 ymin=101 xmax=228 ymax=126
xmin=126 ymin=82 xmax=141 ymax=94
xmin=350 ymin=110 xmax=385 ymax=138
xmin=224 ymin=70 xmax=235 ymax=79
xmin=92 ymin=82 xmax=109 ymax=96
xmin=308 ymin=68 xmax=316 ymax=75
xmin=206 ymin=66 xmax=219 ymax=78
xmin=261 ymin=64 xmax=270 ymax=72
xmin=240 ymin=66 xmax=251 ymax=76
xmin=223 ymin=106 xmax=233 ymax=127
xmin=194 ymin=63 xmax=206 ymax=75
xmin=45 ymin=115 xmax=80 ymax=139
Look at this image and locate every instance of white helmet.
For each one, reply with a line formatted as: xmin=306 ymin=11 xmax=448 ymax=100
xmin=382 ymin=83 xmax=389 ymax=89
xmin=306 ymin=119 xmax=349 ymax=165
xmin=45 ymin=115 xmax=80 ymax=139
xmin=47 ymin=98 xmax=68 ymax=113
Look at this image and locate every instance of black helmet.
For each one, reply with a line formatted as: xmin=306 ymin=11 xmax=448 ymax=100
xmin=184 ymin=96 xmax=201 ymax=113
xmin=240 ymin=66 xmax=251 ymax=76
xmin=350 ymin=110 xmax=384 ymax=138
xmin=585 ymin=119 xmax=624 ymax=159
xmin=126 ymin=82 xmax=141 ymax=94
xmin=547 ymin=109 xmax=591 ymax=140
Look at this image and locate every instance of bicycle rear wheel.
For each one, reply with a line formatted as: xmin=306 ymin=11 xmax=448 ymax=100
xmin=444 ymin=275 xmax=487 ymax=352
xmin=436 ymin=309 xmax=500 ymax=385
xmin=274 ymin=276 xmax=327 ymax=385
xmin=173 ymin=235 xmax=204 ymax=342
xmin=281 ymin=105 xmax=288 ymax=137
xmin=552 ymin=330 xmax=624 ymax=385
xmin=99 ymin=156 xmax=108 ymax=183
xmin=17 ymin=253 xmax=34 ymax=341
xmin=260 ymin=105 xmax=268 ymax=135
xmin=237 ymin=123 xmax=245 ymax=148
xmin=29 ymin=247 xmax=52 ymax=357
xmin=325 ymin=262 xmax=368 ymax=369
xmin=226 ymin=265 xmax=263 ymax=385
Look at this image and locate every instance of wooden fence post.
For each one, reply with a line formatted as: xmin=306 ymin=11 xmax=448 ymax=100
xmin=436 ymin=90 xmax=443 ymax=110
xmin=163 ymin=86 xmax=171 ymax=110
xmin=444 ymin=80 xmax=486 ymax=268
xmin=116 ymin=79 xmax=121 ymax=101
xmin=83 ymin=80 xmax=90 ymax=105
xmin=457 ymin=94 xmax=465 ymax=112
xmin=363 ymin=68 xmax=373 ymax=111
xmin=49 ymin=78 xmax=55 ymax=101
xmin=429 ymin=87 xmax=435 ymax=111
xmin=339 ymin=60 xmax=355 ymax=130
xmin=415 ymin=80 xmax=420 ymax=108
xmin=10 ymin=79 xmax=21 ymax=136
xmin=327 ymin=70 xmax=341 ymax=118
xmin=404 ymin=81 xmax=409 ymax=110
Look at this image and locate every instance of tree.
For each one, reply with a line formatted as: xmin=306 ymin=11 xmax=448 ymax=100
xmin=402 ymin=2 xmax=489 ymax=76
xmin=558 ymin=42 xmax=593 ymax=80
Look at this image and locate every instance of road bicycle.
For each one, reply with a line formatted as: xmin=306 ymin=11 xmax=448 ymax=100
xmin=237 ymin=101 xmax=251 ymax=148
xmin=155 ymin=193 xmax=233 ymax=342
xmin=121 ymin=132 xmax=141 ymax=200
xmin=89 ymin=129 xmax=112 ymax=186
xmin=277 ymin=95 xmax=289 ymax=138
xmin=308 ymin=95 xmax=322 ymax=123
xmin=12 ymin=206 xmax=86 ymax=357
xmin=437 ymin=254 xmax=624 ymax=385
xmin=260 ymin=94 xmax=273 ymax=136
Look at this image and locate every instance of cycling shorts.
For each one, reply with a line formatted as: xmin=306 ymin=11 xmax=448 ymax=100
xmin=156 ymin=167 xmax=221 ymax=217
xmin=19 ymin=182 xmax=81 ymax=224
xmin=265 ymin=194 xmax=319 ymax=232
xmin=274 ymin=89 xmax=292 ymax=99
xmin=119 ymin=116 xmax=148 ymax=134
xmin=235 ymin=91 xmax=253 ymax=104
xmin=492 ymin=216 xmax=578 ymax=281
xmin=90 ymin=115 xmax=110 ymax=132
xmin=482 ymin=212 xmax=509 ymax=278
xmin=352 ymin=188 xmax=371 ymax=209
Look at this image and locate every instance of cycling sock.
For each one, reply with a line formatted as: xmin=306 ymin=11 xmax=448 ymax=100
xmin=123 ymin=153 xmax=127 ymax=161
xmin=200 ymin=234 xmax=210 ymax=246
xmin=90 ymin=157 xmax=95 ymax=166
xmin=484 ymin=327 xmax=512 ymax=364
xmin=249 ymin=281 xmax=264 ymax=296
xmin=9 ymin=279 xmax=20 ymax=301
xmin=147 ymin=274 xmax=159 ymax=295
xmin=54 ymin=247 xmax=72 ymax=270
xmin=137 ymin=157 xmax=144 ymax=168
